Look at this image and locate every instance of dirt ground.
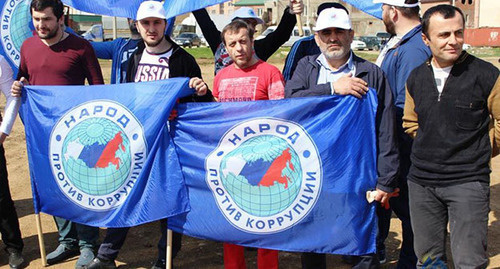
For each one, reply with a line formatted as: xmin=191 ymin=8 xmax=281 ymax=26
xmin=0 ymin=53 xmax=499 ymax=268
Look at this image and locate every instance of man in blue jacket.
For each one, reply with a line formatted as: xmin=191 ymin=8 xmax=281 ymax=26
xmin=285 ymin=7 xmax=399 ymax=269
xmin=91 ymin=19 xmax=141 ymax=84
xmin=90 ymin=18 xmax=175 ymax=84
xmin=373 ymin=0 xmax=431 ymax=266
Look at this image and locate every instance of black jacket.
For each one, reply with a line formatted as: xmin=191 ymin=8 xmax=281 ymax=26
xmin=404 ymin=52 xmax=500 ymax=186
xmin=126 ymin=37 xmax=214 ymax=103
xmin=285 ymin=53 xmax=400 ymax=192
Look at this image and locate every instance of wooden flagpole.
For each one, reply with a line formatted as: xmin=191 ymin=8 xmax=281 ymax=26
xmin=166 ymin=229 xmax=173 ymax=269
xmin=35 ymin=214 xmax=48 ymax=266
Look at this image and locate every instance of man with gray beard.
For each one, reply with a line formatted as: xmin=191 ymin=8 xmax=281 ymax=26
xmin=285 ymin=7 xmax=399 ymax=269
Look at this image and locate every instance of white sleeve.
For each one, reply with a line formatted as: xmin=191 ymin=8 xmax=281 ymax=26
xmin=0 ymin=56 xmax=20 ymax=135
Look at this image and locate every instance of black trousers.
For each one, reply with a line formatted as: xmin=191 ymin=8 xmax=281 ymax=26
xmin=0 ymin=145 xmax=23 ymax=252
xmin=301 ymin=252 xmax=379 ymax=269
xmin=377 ymin=119 xmax=417 ymax=268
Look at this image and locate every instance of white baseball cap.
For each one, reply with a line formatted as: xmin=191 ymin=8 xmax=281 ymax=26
xmin=136 ymin=1 xmax=166 ymax=21
xmin=232 ymin=7 xmax=265 ymax=25
xmin=313 ymin=7 xmax=352 ymax=31
xmin=372 ymin=0 xmax=419 ymax=8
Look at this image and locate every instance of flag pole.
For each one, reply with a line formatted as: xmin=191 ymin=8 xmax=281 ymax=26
xmin=294 ymin=0 xmax=304 ymax=36
xmin=35 ymin=214 xmax=48 ymax=266
xmin=166 ymin=229 xmax=173 ymax=269
xmin=296 ymin=14 xmax=304 ymax=36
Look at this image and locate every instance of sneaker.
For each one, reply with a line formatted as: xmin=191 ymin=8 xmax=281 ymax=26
xmin=86 ymin=257 xmax=117 ymax=269
xmin=75 ymin=248 xmax=95 ymax=269
xmin=46 ymin=244 xmax=79 ymax=265
xmin=8 ymin=250 xmax=25 ymax=269
xmin=151 ymin=259 xmax=166 ymax=269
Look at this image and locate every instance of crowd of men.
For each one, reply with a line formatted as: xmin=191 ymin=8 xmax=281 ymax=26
xmin=0 ymin=0 xmax=498 ymax=268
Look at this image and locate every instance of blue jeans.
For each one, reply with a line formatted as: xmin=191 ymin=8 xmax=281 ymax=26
xmin=54 ymin=217 xmax=99 ymax=249
xmin=408 ymin=180 xmax=489 ymax=268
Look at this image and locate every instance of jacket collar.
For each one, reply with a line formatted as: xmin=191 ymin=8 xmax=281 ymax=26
xmin=425 ymin=50 xmax=469 ymax=67
xmin=309 ymin=52 xmax=371 ymax=77
xmin=389 ymin=24 xmax=423 ymax=50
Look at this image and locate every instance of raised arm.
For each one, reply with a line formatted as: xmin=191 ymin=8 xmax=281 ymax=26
xmin=192 ymin=9 xmax=222 ymax=54
xmin=254 ymin=2 xmax=300 ymax=61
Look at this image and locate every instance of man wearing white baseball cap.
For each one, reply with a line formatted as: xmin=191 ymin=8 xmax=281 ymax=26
xmin=87 ymin=1 xmax=213 ymax=269
xmin=373 ymin=0 xmax=430 ymax=267
xmin=285 ymin=7 xmax=399 ymax=269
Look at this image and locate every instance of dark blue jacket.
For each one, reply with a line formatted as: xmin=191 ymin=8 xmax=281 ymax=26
xmin=285 ymin=53 xmax=399 ymax=192
xmin=282 ymin=35 xmax=319 ymax=81
xmin=380 ymin=25 xmax=430 ymax=109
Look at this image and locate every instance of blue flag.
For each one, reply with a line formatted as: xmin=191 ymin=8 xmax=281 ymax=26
xmin=20 ymin=79 xmax=192 ymax=227
xmin=168 ymin=90 xmax=379 ymax=255
xmin=60 ymin=0 xmax=229 ymax=20
xmin=0 ymin=0 xmax=227 ymax=74
xmin=343 ymin=0 xmax=382 ymax=19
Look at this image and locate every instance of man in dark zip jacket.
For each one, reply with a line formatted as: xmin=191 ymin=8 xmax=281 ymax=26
xmin=403 ymin=5 xmax=499 ymax=268
xmin=286 ymin=7 xmax=399 ymax=269
xmin=87 ymin=2 xmax=213 ymax=269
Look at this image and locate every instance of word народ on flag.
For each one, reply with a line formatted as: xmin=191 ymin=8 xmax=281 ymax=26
xmin=20 ymin=78 xmax=192 ymax=228
xmin=168 ymin=90 xmax=379 ymax=255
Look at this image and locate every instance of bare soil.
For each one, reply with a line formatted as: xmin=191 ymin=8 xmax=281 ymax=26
xmin=0 ymin=54 xmax=498 ymax=269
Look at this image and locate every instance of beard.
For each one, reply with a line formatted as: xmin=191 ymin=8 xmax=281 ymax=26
xmin=383 ymin=17 xmax=396 ymax=35
xmin=37 ymin=25 xmax=59 ymax=40
xmin=144 ymin=35 xmax=164 ymax=47
xmin=321 ymin=42 xmax=350 ymax=61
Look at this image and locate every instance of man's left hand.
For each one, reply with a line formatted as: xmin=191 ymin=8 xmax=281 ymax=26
xmin=189 ymin=77 xmax=208 ymax=96
xmin=289 ymin=0 xmax=303 ymax=15
xmin=374 ymin=188 xmax=400 ymax=209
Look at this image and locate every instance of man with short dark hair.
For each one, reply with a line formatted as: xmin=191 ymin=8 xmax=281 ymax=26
xmin=372 ymin=0 xmax=430 ymax=266
xmin=403 ymin=5 xmax=499 ymax=267
xmin=285 ymin=7 xmax=399 ymax=269
xmin=214 ymin=19 xmax=285 ymax=269
xmin=91 ymin=18 xmax=141 ymax=84
xmin=11 ymin=0 xmax=104 ymax=268
xmin=86 ymin=2 xmax=212 ymax=269
xmin=193 ymin=0 xmax=302 ymax=74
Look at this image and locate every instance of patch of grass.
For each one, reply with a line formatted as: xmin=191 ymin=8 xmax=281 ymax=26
xmin=184 ymin=47 xmax=214 ymax=58
xmin=354 ymin=52 xmax=379 ymax=63
xmin=468 ymin=47 xmax=500 ymax=58
xmin=269 ymin=47 xmax=292 ymax=60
